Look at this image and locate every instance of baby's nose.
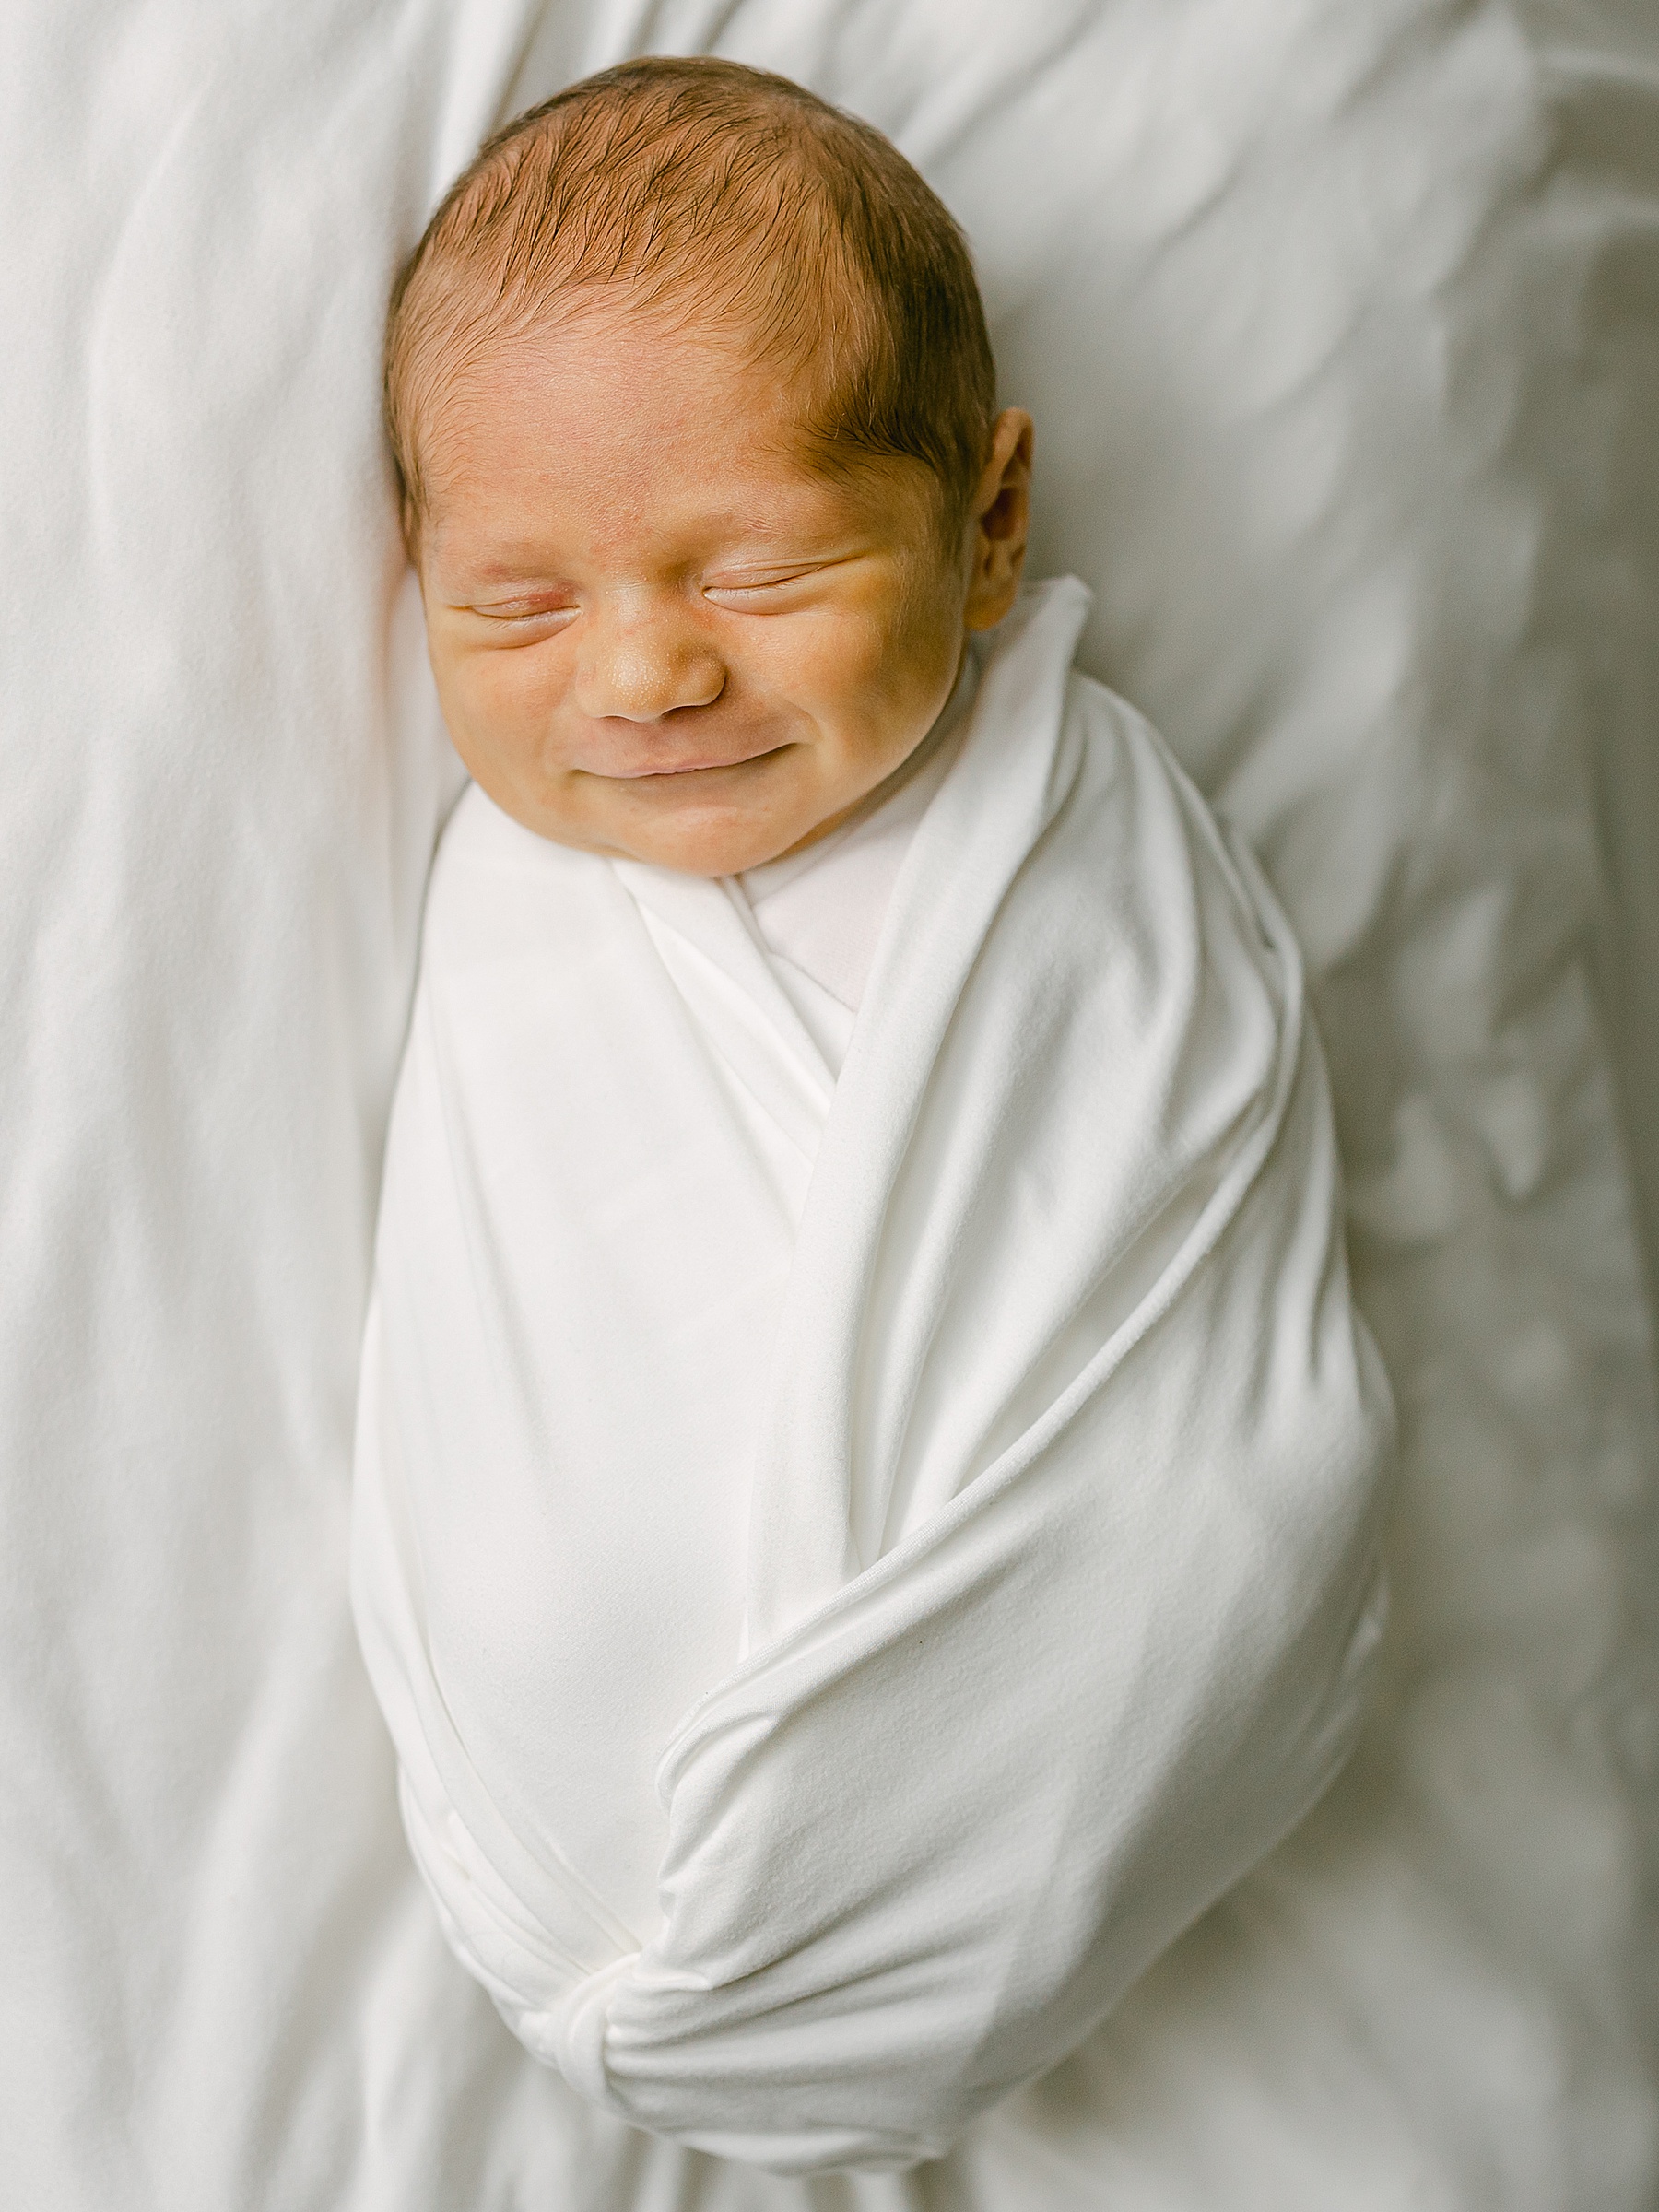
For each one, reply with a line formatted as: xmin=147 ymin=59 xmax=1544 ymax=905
xmin=574 ymin=616 xmax=725 ymax=722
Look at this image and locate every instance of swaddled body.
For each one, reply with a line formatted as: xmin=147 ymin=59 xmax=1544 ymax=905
xmin=353 ymin=58 xmax=1393 ymax=2174
xmin=359 ymin=650 xmax=977 ymax=1951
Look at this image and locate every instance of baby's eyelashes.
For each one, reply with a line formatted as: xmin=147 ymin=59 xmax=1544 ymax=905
xmin=700 ymin=579 xmax=796 ymax=606
xmin=446 ymin=552 xmax=865 ymax=633
xmin=459 ymin=597 xmax=579 ymax=621
xmin=450 ymin=598 xmax=581 ymax=646
xmin=701 ymin=555 xmax=857 ymax=603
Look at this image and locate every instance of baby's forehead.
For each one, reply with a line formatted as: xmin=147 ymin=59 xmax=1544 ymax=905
xmin=409 ymin=253 xmax=790 ymax=504
xmin=422 ymin=307 xmax=928 ymax=549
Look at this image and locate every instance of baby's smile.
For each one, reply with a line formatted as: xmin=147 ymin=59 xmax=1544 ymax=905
xmin=595 ymin=740 xmax=793 ymax=781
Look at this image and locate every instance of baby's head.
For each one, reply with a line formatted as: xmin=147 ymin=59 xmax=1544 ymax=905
xmin=385 ymin=56 xmax=1031 ymax=875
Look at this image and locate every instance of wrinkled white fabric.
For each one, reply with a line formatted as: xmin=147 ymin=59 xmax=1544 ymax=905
xmin=352 ymin=580 xmax=1393 ymax=2171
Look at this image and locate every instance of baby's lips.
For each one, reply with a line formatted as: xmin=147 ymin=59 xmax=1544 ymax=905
xmin=583 ymin=735 xmax=790 ymax=780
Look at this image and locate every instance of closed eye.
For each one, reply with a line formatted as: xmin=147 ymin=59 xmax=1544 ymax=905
xmin=451 ymin=598 xmax=580 ymax=646
xmin=701 ymin=550 xmax=871 ymax=606
xmin=460 ymin=599 xmax=578 ymax=622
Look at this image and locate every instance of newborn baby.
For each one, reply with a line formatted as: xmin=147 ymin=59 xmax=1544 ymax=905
xmin=353 ymin=55 xmax=1394 ymax=2176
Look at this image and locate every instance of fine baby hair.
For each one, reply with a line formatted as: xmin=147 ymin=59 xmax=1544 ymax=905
xmin=383 ymin=55 xmax=997 ymax=551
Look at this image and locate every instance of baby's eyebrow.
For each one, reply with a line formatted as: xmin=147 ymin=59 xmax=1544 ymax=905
xmin=463 ymin=576 xmax=574 ymax=594
xmin=462 ymin=560 xmax=572 ymax=586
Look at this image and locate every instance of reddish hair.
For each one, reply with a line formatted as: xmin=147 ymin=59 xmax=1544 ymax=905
xmin=384 ymin=55 xmax=996 ymax=547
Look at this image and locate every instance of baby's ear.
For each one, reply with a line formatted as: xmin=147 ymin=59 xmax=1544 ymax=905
xmin=963 ymin=409 xmax=1033 ymax=631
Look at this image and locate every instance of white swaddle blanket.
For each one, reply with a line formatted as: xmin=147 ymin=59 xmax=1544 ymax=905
xmin=351 ymin=578 xmax=1394 ymax=2174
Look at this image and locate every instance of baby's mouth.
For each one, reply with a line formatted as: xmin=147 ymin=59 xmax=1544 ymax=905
xmin=593 ymin=739 xmax=792 ymax=782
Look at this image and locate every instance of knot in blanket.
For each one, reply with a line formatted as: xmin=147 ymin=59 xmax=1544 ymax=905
xmin=351 ymin=580 xmax=1393 ymax=2173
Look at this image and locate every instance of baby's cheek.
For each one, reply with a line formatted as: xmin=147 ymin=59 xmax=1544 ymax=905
xmin=453 ymin=647 xmax=565 ymax=777
xmin=775 ymin=604 xmax=912 ymax=736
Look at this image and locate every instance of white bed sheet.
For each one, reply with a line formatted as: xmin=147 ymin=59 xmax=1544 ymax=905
xmin=3 ymin=3 xmax=1656 ymax=2206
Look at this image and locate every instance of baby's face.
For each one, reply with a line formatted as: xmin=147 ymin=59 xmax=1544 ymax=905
xmin=416 ymin=307 xmax=1023 ymax=874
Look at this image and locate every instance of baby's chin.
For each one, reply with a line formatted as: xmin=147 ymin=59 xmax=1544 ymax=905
xmin=491 ymin=795 xmax=830 ymax=878
xmin=591 ymin=803 xmax=840 ymax=877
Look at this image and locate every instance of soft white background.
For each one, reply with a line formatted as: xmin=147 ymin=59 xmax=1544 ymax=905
xmin=3 ymin=3 xmax=1656 ymax=2206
